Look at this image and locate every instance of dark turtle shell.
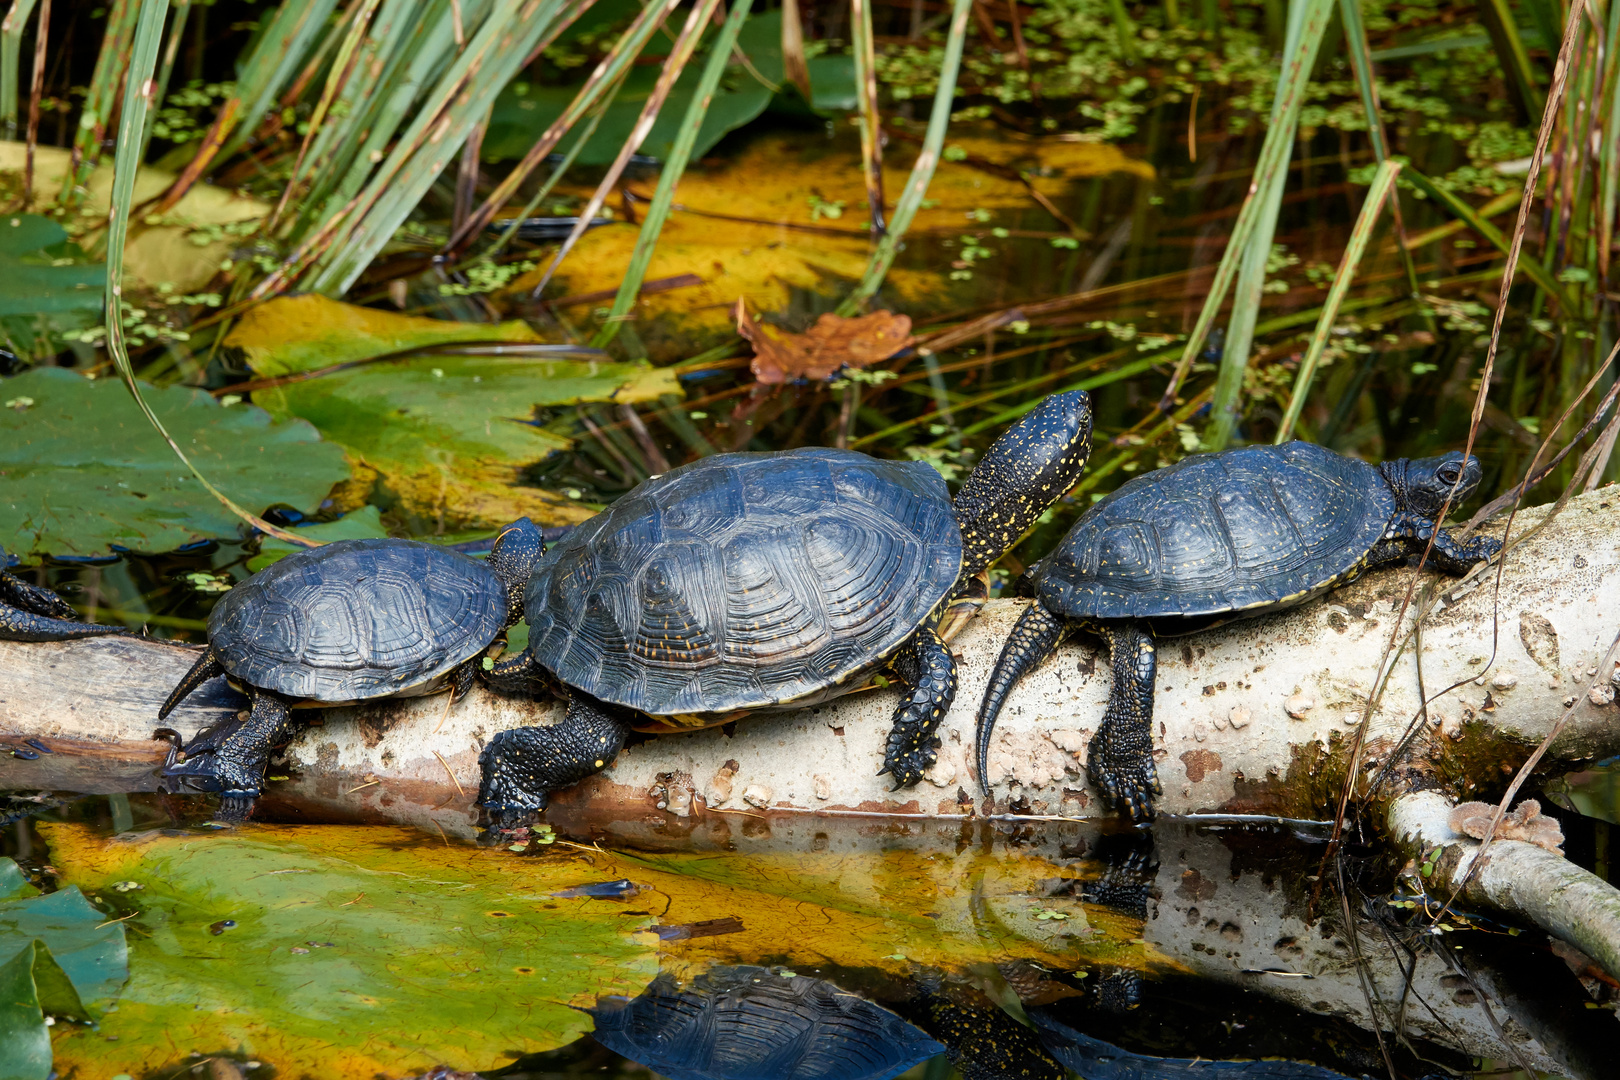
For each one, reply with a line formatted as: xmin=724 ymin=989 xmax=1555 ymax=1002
xmin=588 ymin=967 xmax=944 ymax=1080
xmin=523 ymin=447 xmax=963 ymax=718
xmin=209 ymin=538 xmax=507 ymax=702
xmin=1033 ymin=442 xmax=1395 ymax=622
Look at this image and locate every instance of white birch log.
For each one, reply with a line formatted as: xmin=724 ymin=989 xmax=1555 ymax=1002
xmin=1 ymin=489 xmax=1618 ymax=836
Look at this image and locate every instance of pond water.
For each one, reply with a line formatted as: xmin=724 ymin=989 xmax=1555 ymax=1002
xmin=4 ymin=39 xmax=1617 ymax=1079
xmin=1 ymin=778 xmax=1615 ymax=1077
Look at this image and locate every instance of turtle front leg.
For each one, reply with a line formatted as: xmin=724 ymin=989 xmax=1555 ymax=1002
xmin=1426 ymin=528 xmax=1502 ymax=576
xmin=879 ymin=626 xmax=958 ymax=788
xmin=0 ymin=564 xmax=129 ymax=642
xmin=160 ymin=688 xmax=294 ymax=808
xmin=1086 ymin=622 xmax=1161 ymax=821
xmin=477 ymin=693 xmax=633 ymax=829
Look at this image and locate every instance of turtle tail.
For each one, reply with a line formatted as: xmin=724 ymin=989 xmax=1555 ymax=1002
xmin=159 ymin=649 xmax=225 ymax=721
xmin=976 ymin=604 xmax=1067 ymax=797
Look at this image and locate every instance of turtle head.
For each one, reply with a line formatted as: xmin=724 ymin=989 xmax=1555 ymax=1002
xmin=489 ymin=518 xmax=544 ymax=623
xmin=951 ymin=390 xmax=1094 ymax=585
xmin=1396 ymin=452 xmax=1483 ymax=521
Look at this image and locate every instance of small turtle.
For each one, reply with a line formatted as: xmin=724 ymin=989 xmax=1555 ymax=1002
xmin=477 ymin=391 xmax=1095 ymax=823
xmin=0 ymin=546 xmax=129 ymax=641
xmin=975 ymin=443 xmax=1500 ymax=820
xmin=157 ymin=520 xmax=543 ymax=813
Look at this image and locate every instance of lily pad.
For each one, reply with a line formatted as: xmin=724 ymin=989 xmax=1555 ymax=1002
xmin=0 ymin=214 xmax=104 ymax=318
xmin=485 ymin=12 xmax=850 ymax=166
xmin=42 ymin=824 xmax=658 ymax=1077
xmin=0 ymin=883 xmax=131 ymax=1010
xmin=0 ymin=368 xmax=349 ymax=559
xmin=226 ymin=295 xmax=677 ymax=530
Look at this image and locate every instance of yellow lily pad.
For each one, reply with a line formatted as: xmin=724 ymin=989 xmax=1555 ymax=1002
xmin=226 ymin=295 xmax=679 ymax=529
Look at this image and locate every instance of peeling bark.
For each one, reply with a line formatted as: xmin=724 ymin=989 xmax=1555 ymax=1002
xmin=1 ymin=490 xmax=1618 ymax=831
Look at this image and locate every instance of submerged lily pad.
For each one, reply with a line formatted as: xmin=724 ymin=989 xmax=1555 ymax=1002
xmin=42 ymin=824 xmax=658 ymax=1077
xmin=225 ymin=295 xmax=677 ymax=530
xmin=0 ymin=368 xmax=350 ymax=559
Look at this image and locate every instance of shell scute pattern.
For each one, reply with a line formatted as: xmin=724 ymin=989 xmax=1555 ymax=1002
xmin=524 ymin=447 xmax=964 ymax=716
xmin=209 ymin=539 xmax=506 ymax=702
xmin=1036 ymin=443 xmax=1395 ymax=622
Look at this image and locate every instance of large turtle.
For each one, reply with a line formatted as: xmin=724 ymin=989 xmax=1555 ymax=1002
xmin=0 ymin=546 xmax=129 ymax=641
xmin=477 ymin=391 xmax=1095 ymax=823
xmin=157 ymin=519 xmax=543 ymax=814
xmin=975 ymin=442 xmax=1501 ymax=820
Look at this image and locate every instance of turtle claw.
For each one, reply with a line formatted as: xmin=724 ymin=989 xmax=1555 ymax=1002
xmin=879 ymin=738 xmax=939 ymax=789
xmin=1087 ymin=720 xmax=1159 ymax=822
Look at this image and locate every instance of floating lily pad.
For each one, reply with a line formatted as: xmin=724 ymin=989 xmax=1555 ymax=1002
xmin=0 ymin=368 xmax=350 ymax=559
xmin=43 ymin=824 xmax=658 ymax=1077
xmin=0 ymin=214 xmax=104 ymax=318
xmin=226 ymin=295 xmax=677 ymax=530
xmin=0 ymin=858 xmax=130 ymax=1080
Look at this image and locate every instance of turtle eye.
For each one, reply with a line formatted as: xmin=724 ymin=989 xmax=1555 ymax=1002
xmin=1438 ymin=463 xmax=1461 ymax=484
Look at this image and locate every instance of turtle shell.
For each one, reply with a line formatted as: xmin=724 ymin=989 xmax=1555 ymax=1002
xmin=1033 ymin=442 xmax=1395 ymax=623
xmin=209 ymin=538 xmax=507 ymax=702
xmin=523 ymin=447 xmax=963 ymax=717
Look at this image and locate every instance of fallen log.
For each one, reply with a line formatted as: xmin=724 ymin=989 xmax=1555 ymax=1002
xmin=1 ymin=489 xmax=1618 ymax=836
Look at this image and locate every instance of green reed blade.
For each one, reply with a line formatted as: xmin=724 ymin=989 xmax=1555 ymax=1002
xmin=593 ymin=0 xmax=755 ymax=348
xmin=1203 ymin=0 xmax=1335 ymax=451
xmin=836 ymin=0 xmax=974 ymax=317
xmin=1276 ymin=159 xmax=1401 ymax=444
xmin=1401 ymin=166 xmax=1571 ymax=306
xmin=308 ymin=0 xmax=570 ymax=295
xmin=61 ymin=0 xmax=138 ymax=207
xmin=1476 ymin=0 xmax=1543 ymax=121
xmin=446 ymin=0 xmax=669 ymax=253
xmin=102 ymin=0 xmax=311 ymax=546
xmin=214 ymin=0 xmax=343 ymax=163
xmin=0 ymin=0 xmax=39 ymax=137
xmin=1598 ymin=0 xmax=1620 ymax=282
xmin=1158 ymin=0 xmax=1335 ymax=416
xmin=484 ymin=72 xmax=626 ymax=261
xmin=137 ymin=0 xmax=190 ymax=160
xmin=529 ymin=0 xmax=722 ymax=300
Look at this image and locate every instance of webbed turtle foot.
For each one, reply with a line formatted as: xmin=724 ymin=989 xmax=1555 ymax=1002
xmin=477 ymin=698 xmax=630 ymax=827
xmin=157 ymin=718 xmax=267 ymax=801
xmin=1086 ymin=720 xmax=1160 ymax=822
xmin=879 ymin=736 xmax=941 ymax=790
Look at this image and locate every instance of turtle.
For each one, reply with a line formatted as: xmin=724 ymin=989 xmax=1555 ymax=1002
xmin=974 ymin=442 xmax=1501 ymax=821
xmin=476 ymin=390 xmax=1096 ymax=824
xmin=0 ymin=545 xmax=130 ymax=641
xmin=156 ymin=519 xmax=543 ymax=814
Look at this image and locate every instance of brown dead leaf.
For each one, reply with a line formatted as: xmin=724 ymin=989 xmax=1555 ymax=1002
xmin=736 ymin=301 xmax=913 ymax=384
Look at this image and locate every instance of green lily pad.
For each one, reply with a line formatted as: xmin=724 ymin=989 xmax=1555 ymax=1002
xmin=0 ymin=367 xmax=350 ymax=559
xmin=0 ymin=884 xmax=131 ymax=1010
xmin=0 ymin=942 xmax=74 ymax=1080
xmin=0 ymin=859 xmax=38 ymax=901
xmin=42 ymin=824 xmax=658 ymax=1077
xmin=0 ymin=214 xmax=104 ymax=318
xmin=485 ymin=11 xmax=852 ymax=166
xmin=225 ymin=295 xmax=677 ymax=530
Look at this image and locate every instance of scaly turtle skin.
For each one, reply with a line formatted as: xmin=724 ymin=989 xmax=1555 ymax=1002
xmin=975 ymin=443 xmax=1501 ymax=821
xmin=157 ymin=520 xmax=543 ymax=816
xmin=478 ymin=391 xmax=1096 ymax=825
xmin=0 ymin=546 xmax=129 ymax=641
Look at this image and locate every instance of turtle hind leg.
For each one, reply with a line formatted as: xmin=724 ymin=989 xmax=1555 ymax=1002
xmin=159 ymin=649 xmax=226 ymax=720
xmin=0 ymin=565 xmax=77 ymax=621
xmin=1086 ymin=622 xmax=1161 ymax=821
xmin=482 ymin=645 xmax=547 ymax=697
xmin=880 ymin=626 xmax=958 ymax=789
xmin=477 ymin=693 xmax=632 ymax=829
xmin=161 ymin=688 xmax=292 ymax=803
xmin=0 ymin=568 xmax=130 ymax=642
xmin=975 ymin=603 xmax=1067 ymax=796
